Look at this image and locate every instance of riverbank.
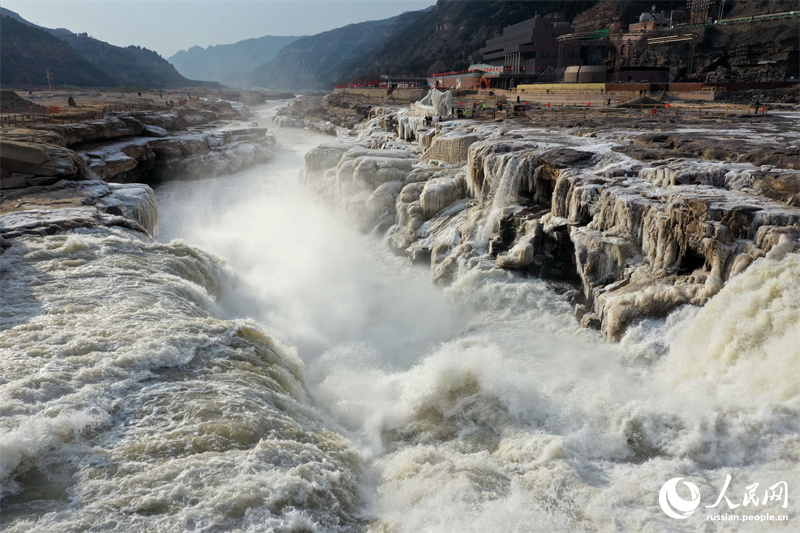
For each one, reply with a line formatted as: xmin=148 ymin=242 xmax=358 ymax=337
xmin=297 ymin=91 xmax=800 ymax=339
xmin=1 ymin=91 xmax=278 ymax=243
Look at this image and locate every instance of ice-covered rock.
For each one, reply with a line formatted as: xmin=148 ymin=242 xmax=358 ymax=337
xmin=396 ymin=116 xmax=426 ymax=141
xmin=364 ymin=181 xmax=404 ymax=232
xmin=0 ymin=179 xmax=157 ymax=239
xmin=301 ymin=104 xmax=800 ymax=339
xmin=3 ymin=105 xmax=277 ymax=188
xmin=466 ymin=140 xmax=539 ymax=202
xmin=327 ymin=146 xmax=415 ymax=202
xmin=422 ymin=130 xmax=484 ymax=166
xmin=419 ymin=172 xmax=466 ymax=219
xmin=76 ymin=126 xmax=275 ymax=183
xmin=301 ymin=143 xmax=352 ymax=186
xmin=413 ymin=89 xmax=452 ymax=117
xmin=353 ymin=156 xmax=415 ymax=190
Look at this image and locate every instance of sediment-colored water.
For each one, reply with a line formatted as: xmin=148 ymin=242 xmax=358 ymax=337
xmin=1 ymin=103 xmax=797 ymax=532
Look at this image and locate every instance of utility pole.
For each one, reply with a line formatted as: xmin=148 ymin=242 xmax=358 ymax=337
xmin=46 ymin=69 xmax=53 ymax=91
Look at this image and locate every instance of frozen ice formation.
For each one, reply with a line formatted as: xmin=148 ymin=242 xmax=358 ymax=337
xmin=304 ymin=106 xmax=800 ymax=339
xmin=413 ymin=89 xmax=453 ymax=118
xmin=422 ymin=129 xmax=485 ymax=166
xmin=0 ymin=180 xmax=158 ymax=240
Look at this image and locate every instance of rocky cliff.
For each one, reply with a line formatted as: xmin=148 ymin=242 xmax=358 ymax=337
xmin=1 ymin=98 xmax=275 ymax=188
xmin=573 ymin=0 xmax=799 ymax=81
xmin=360 ymin=0 xmax=599 ymax=76
xmin=0 ymin=97 xmax=276 ymax=243
xmin=299 ymin=99 xmax=800 ymax=340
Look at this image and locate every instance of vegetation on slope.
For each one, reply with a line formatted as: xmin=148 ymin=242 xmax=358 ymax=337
xmin=1 ymin=16 xmax=115 ymax=87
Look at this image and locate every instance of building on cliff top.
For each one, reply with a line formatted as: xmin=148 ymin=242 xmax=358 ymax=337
xmin=467 ymin=15 xmax=582 ymax=89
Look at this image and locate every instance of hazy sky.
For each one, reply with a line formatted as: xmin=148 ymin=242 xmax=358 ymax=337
xmin=3 ymin=0 xmax=435 ymax=58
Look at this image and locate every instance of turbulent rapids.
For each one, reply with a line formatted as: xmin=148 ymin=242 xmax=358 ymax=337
xmin=1 ymin=102 xmax=798 ymax=532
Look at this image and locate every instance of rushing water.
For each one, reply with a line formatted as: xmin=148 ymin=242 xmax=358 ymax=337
xmin=1 ymin=102 xmax=798 ymax=532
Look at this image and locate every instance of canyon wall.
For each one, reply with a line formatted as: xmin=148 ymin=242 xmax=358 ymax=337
xmin=302 ymin=106 xmax=800 ymax=339
xmin=1 ymin=98 xmax=276 ymax=243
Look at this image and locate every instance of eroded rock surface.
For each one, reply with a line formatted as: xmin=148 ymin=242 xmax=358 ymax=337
xmin=301 ymin=107 xmax=800 ymax=339
xmin=274 ymin=94 xmax=370 ymax=134
xmin=1 ymin=98 xmax=276 ymax=248
xmin=1 ymin=99 xmax=276 ymax=189
xmin=0 ymin=179 xmax=158 ymax=240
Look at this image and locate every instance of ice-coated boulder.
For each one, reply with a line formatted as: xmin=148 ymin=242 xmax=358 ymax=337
xmin=0 ymin=179 xmax=157 ymax=239
xmin=421 ymin=130 xmax=484 ymax=166
xmin=365 ymin=181 xmax=405 ymax=232
xmin=331 ymin=146 xmax=415 ymax=198
xmin=419 ymin=172 xmax=466 ymax=219
xmin=353 ymin=156 xmax=415 ymax=190
xmin=301 ymin=142 xmax=351 ymax=185
xmin=31 ymin=115 xmax=145 ymax=146
xmin=0 ymin=140 xmax=87 ymax=186
xmin=414 ymin=89 xmax=452 ymax=117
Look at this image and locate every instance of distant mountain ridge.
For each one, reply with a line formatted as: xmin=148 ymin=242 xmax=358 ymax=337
xmin=3 ymin=0 xmax=795 ymax=92
xmin=0 ymin=7 xmax=212 ymax=88
xmin=168 ymin=35 xmax=303 ymax=86
xmin=186 ymin=2 xmax=599 ymax=90
xmin=246 ymin=9 xmax=428 ymax=90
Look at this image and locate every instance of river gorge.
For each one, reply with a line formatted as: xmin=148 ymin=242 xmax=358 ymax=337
xmin=1 ymin=99 xmax=798 ymax=532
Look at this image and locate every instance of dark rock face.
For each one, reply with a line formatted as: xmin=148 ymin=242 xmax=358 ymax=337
xmin=539 ymin=148 xmax=594 ymax=169
xmin=572 ymin=0 xmax=798 ymax=81
xmin=361 ymin=1 xmax=605 ymax=77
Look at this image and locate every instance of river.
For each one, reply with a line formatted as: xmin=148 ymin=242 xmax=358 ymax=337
xmin=0 ymin=101 xmax=797 ymax=532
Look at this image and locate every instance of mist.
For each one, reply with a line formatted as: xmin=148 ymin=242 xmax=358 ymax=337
xmin=150 ymin=101 xmax=800 ymax=531
xmin=155 ymin=103 xmax=466 ymax=365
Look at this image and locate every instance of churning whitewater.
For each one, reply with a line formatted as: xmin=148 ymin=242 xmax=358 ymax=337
xmin=1 ymin=103 xmax=797 ymax=532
